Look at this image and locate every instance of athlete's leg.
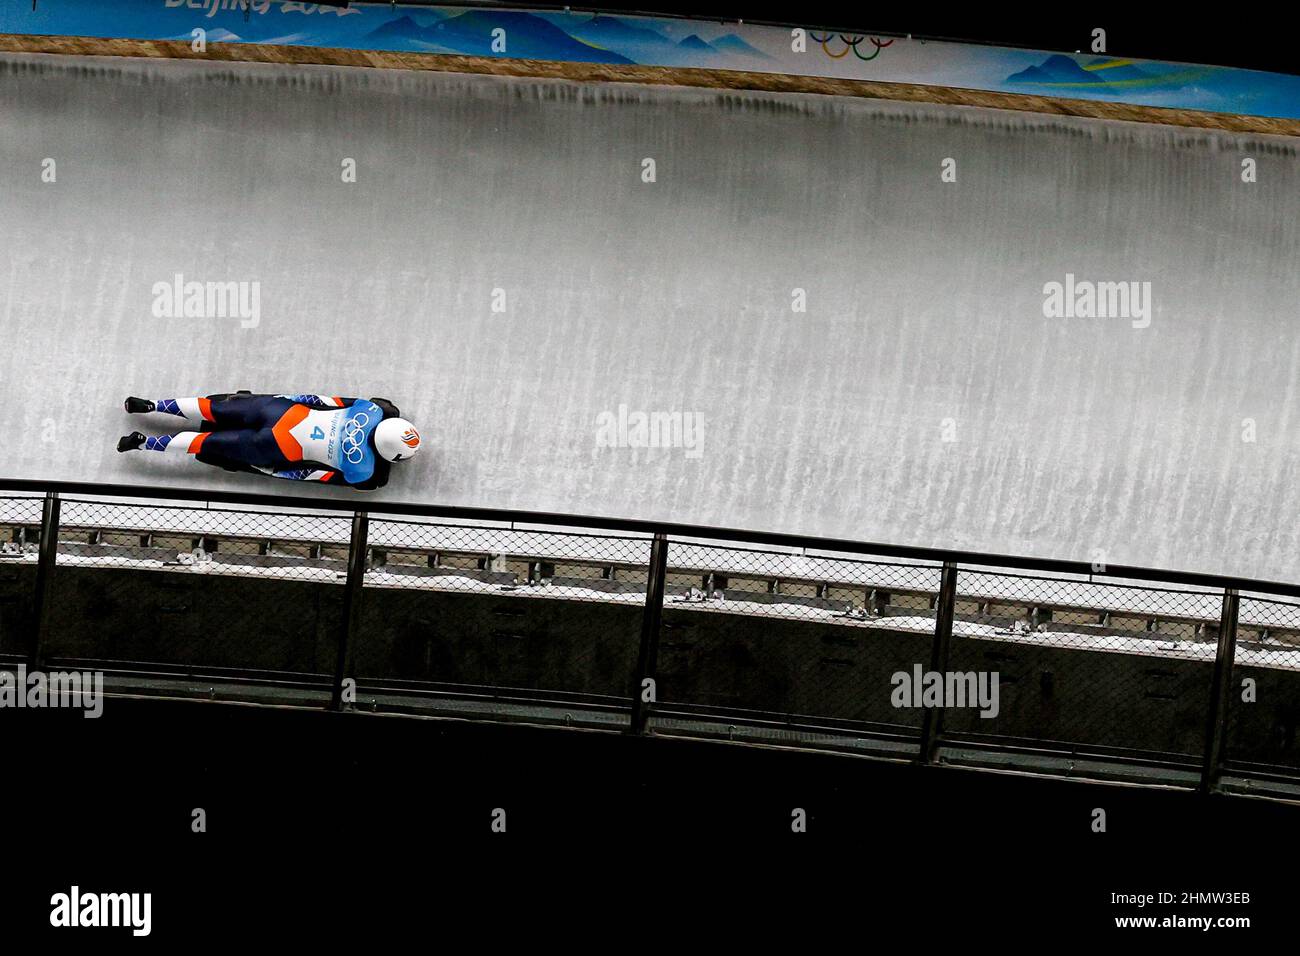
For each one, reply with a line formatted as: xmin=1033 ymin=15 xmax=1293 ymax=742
xmin=117 ymin=427 xmax=283 ymax=470
xmin=140 ymin=396 xmax=219 ymax=426
xmin=206 ymin=394 xmax=294 ymax=430
xmin=116 ymin=431 xmax=210 ymax=457
xmin=142 ymin=394 xmax=292 ymax=430
xmin=192 ymin=428 xmax=288 ymax=470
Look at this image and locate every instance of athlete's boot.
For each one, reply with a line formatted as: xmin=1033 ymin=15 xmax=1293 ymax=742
xmin=124 ymin=397 xmax=156 ymax=414
xmin=117 ymin=432 xmax=146 ymax=453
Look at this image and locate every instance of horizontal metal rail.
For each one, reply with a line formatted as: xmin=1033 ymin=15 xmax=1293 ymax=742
xmin=4 ymin=477 xmax=1299 ymax=599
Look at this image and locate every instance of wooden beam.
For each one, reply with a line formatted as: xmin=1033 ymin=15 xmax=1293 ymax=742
xmin=3 ymin=34 xmax=1297 ymax=137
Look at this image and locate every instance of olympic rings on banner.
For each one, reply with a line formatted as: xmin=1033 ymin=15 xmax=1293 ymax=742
xmin=854 ymin=36 xmax=893 ymax=61
xmin=807 ymin=33 xmax=895 ymax=62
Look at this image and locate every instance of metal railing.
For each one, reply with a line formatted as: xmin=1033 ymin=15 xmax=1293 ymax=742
xmin=2 ymin=477 xmax=1298 ymax=798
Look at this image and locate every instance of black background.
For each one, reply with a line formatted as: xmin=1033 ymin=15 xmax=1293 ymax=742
xmin=5 ymin=698 xmax=1292 ymax=940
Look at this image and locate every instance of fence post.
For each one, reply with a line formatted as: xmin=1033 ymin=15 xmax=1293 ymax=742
xmin=29 ymin=491 xmax=62 ymax=669
xmin=630 ymin=532 xmax=669 ymax=735
xmin=918 ymin=562 xmax=958 ymax=764
xmin=332 ymin=510 xmax=369 ymax=712
xmin=1200 ymin=588 xmax=1239 ymax=793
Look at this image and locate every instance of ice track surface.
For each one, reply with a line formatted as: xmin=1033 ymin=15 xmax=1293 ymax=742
xmin=1 ymin=53 xmax=1299 ymax=581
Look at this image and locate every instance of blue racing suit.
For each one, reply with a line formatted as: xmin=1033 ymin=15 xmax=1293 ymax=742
xmin=146 ymin=392 xmax=401 ymax=490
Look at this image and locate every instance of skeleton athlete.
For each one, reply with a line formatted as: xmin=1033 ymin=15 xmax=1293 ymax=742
xmin=116 ymin=392 xmax=422 ymax=490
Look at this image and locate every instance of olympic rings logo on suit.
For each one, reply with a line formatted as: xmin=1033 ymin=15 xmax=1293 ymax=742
xmin=341 ymin=412 xmax=371 ymax=465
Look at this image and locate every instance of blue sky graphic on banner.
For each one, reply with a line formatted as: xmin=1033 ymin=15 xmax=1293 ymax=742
xmin=4 ymin=1 xmax=1299 ymax=119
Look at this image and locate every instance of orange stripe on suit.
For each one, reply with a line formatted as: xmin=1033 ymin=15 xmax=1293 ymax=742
xmin=271 ymin=404 xmax=309 ymax=461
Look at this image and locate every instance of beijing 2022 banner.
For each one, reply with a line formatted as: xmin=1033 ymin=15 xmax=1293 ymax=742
xmin=4 ymin=1 xmax=1299 ymax=120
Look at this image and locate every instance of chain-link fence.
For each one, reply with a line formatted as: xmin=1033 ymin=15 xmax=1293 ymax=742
xmin=41 ymin=496 xmax=353 ymax=677
xmin=0 ymin=494 xmax=44 ymax=660
xmin=649 ymin=539 xmax=942 ymax=748
xmin=5 ymin=486 xmax=1300 ymax=789
xmin=353 ymin=517 xmax=652 ymax=720
xmin=1225 ymin=594 xmax=1300 ymax=776
xmin=946 ymin=569 xmax=1223 ymax=761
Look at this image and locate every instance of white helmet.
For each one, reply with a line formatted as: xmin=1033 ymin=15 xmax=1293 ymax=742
xmin=374 ymin=417 xmax=422 ymax=462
